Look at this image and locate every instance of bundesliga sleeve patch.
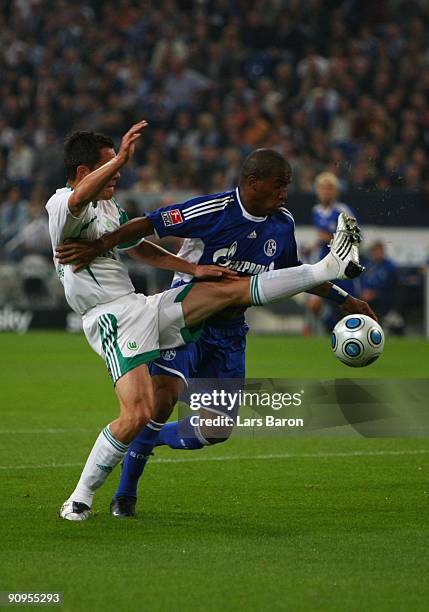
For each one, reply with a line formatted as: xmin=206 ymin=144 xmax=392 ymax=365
xmin=161 ymin=209 xmax=183 ymax=227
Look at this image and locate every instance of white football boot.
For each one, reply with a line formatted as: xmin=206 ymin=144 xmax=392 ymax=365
xmin=327 ymin=212 xmax=364 ymax=280
xmin=59 ymin=500 xmax=92 ymax=521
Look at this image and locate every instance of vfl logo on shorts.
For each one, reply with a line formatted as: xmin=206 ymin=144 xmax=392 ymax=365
xmin=127 ymin=341 xmax=139 ymax=350
xmin=161 ymin=209 xmax=183 ymax=227
xmin=264 ymin=239 xmax=277 ymax=257
xmin=161 ymin=349 xmax=176 ymax=361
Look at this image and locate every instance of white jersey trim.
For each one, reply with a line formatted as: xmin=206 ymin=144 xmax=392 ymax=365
xmin=184 ymin=200 xmax=231 ymax=220
xmin=182 ymin=194 xmax=232 ymax=215
xmin=280 ymin=207 xmax=295 ymax=222
xmin=235 ymin=187 xmax=267 ymax=222
xmin=152 ymin=362 xmax=188 ymax=386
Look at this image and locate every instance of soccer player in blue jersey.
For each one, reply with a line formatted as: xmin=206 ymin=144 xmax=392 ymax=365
xmin=57 ymin=149 xmax=373 ymax=518
xmin=360 ymin=241 xmax=397 ymax=319
xmin=312 ymin=172 xmax=356 ymax=258
xmin=307 ymin=172 xmax=359 ymax=330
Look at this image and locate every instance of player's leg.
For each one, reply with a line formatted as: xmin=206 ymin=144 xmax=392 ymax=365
xmin=110 ymin=372 xmax=185 ymax=518
xmin=181 ymin=212 xmax=363 ymax=328
xmin=59 ymin=364 xmax=154 ymax=520
xmin=110 ymin=343 xmax=197 ymax=517
xmin=154 ymin=213 xmax=363 ymax=367
xmin=158 ymin=327 xmax=247 ymax=448
xmin=111 ymin=329 xmax=246 ymax=517
xmin=59 ymin=294 xmax=160 ymax=521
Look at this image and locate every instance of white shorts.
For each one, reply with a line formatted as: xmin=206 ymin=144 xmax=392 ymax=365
xmin=82 ymin=285 xmax=200 ymax=384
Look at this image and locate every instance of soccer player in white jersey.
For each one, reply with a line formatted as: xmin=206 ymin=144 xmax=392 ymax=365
xmin=48 ymin=120 xmax=363 ymax=521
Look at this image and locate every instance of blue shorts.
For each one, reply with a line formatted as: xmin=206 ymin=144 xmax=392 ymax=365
xmin=149 ymin=322 xmax=249 ymax=385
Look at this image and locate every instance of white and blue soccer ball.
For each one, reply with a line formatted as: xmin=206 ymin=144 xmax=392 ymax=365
xmin=331 ymin=314 xmax=385 ymax=367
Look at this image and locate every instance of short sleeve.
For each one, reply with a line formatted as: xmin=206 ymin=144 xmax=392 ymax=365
xmin=148 ymin=193 xmax=231 ymax=239
xmin=46 ymin=189 xmax=91 ymax=244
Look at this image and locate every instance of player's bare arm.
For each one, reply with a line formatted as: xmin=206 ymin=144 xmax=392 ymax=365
xmin=129 ymin=241 xmax=239 ymax=281
xmin=56 ymin=230 xmax=238 ymax=279
xmin=67 ymin=120 xmax=148 ymax=217
xmin=56 ymin=216 xmax=154 ymax=266
xmin=308 ymin=282 xmax=378 ymax=321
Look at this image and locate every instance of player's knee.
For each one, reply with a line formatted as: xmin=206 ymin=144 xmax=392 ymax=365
xmin=207 ymin=280 xmax=242 ymax=307
xmin=223 ymin=279 xmax=249 ymax=306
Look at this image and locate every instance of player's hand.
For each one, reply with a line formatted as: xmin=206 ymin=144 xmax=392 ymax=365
xmin=193 ymin=265 xmax=239 ymax=281
xmin=341 ymin=296 xmax=378 ymax=322
xmin=55 ymin=239 xmax=102 ymax=272
xmin=360 ymin=288 xmax=377 ymax=302
xmin=116 ymin=119 xmax=148 ymax=165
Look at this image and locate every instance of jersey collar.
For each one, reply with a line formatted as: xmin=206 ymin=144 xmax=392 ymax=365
xmin=235 ymin=187 xmax=267 ymax=222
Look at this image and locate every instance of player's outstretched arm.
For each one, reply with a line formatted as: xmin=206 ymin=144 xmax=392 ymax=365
xmin=129 ymin=241 xmax=239 ymax=280
xmin=55 ymin=216 xmax=155 ymax=269
xmin=68 ymin=120 xmax=148 ymax=217
xmin=307 ymin=282 xmax=378 ymax=321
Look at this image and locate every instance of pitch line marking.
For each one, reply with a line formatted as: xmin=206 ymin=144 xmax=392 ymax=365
xmin=0 ymin=449 xmax=428 ymax=471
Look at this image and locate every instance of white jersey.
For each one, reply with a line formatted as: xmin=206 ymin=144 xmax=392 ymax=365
xmin=46 ymin=187 xmax=143 ymax=315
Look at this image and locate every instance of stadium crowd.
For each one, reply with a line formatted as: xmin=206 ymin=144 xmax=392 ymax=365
xmin=0 ymin=1 xmax=427 ymax=330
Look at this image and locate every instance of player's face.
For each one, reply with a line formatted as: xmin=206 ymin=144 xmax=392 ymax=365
xmin=254 ymin=173 xmax=291 ymax=215
xmin=90 ymin=147 xmax=119 ymax=200
xmin=317 ymin=181 xmax=338 ymax=205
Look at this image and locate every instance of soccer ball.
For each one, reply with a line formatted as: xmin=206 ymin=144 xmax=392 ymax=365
xmin=331 ymin=314 xmax=385 ymax=367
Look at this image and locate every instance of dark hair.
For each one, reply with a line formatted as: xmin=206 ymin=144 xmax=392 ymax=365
xmin=239 ymin=148 xmax=291 ymax=184
xmin=64 ymin=131 xmax=114 ymax=180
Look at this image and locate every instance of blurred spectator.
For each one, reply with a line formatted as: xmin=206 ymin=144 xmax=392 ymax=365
xmin=306 ymin=172 xmax=358 ymax=332
xmin=6 ymin=136 xmax=34 ymax=193
xmin=122 ymin=198 xmax=141 ymax=219
xmin=3 ymin=190 xmax=50 ymax=261
xmin=0 ymin=0 xmax=427 ymax=205
xmin=0 ymin=0 xmax=427 ymax=273
xmin=310 ymin=173 xmax=355 ymax=260
xmin=0 ymin=186 xmax=29 ymax=248
xmin=360 ymin=242 xmax=398 ymax=319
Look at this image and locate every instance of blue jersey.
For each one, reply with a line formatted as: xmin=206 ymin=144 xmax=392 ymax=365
xmin=148 ymin=187 xmax=300 ymax=288
xmin=148 ymin=187 xmax=300 ymax=383
xmin=312 ymin=201 xmax=355 ymax=259
xmin=361 ymin=258 xmax=397 ymax=293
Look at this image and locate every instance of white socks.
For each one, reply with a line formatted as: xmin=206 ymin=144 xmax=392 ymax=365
xmin=250 ymin=258 xmax=338 ymax=306
xmin=67 ymin=425 xmax=129 ymax=507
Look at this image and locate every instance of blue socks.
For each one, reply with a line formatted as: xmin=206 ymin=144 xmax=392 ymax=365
xmin=157 ymin=415 xmax=206 ymax=450
xmin=114 ymin=416 xmax=207 ymax=501
xmin=114 ymin=420 xmax=163 ymax=499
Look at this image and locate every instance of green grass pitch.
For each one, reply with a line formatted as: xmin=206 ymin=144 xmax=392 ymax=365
xmin=1 ymin=332 xmax=429 ymax=611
